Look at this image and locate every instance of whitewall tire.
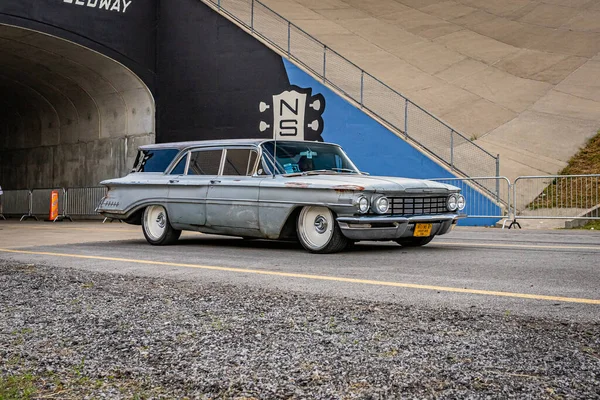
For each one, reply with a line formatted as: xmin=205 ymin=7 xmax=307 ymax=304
xmin=297 ymin=206 xmax=348 ymax=254
xmin=142 ymin=205 xmax=181 ymax=245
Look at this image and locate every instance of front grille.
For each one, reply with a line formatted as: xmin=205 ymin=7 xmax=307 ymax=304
xmin=387 ymin=196 xmax=448 ymax=216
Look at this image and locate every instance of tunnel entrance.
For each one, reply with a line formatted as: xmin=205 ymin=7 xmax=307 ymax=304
xmin=0 ymin=23 xmax=155 ymax=190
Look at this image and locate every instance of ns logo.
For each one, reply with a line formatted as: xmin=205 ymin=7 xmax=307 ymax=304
xmin=259 ymin=86 xmax=325 ymax=141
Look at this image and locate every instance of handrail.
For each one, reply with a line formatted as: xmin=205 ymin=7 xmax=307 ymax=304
xmin=203 ymin=0 xmax=500 ymax=181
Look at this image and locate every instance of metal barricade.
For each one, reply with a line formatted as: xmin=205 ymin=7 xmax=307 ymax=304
xmin=430 ymin=177 xmax=511 ymax=225
xmin=513 ymin=175 xmax=600 ymax=224
xmin=202 ymin=0 xmax=500 ymax=184
xmin=65 ymin=186 xmax=107 ymax=219
xmin=0 ymin=193 xmax=5 ymax=220
xmin=30 ymin=188 xmax=69 ymax=221
xmin=0 ymin=190 xmax=33 ymax=220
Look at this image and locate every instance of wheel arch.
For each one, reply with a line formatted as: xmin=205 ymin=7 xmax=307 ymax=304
xmin=277 ymin=206 xmax=302 ymax=240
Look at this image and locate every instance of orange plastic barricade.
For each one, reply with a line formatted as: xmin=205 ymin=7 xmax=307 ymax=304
xmin=49 ymin=190 xmax=59 ymax=221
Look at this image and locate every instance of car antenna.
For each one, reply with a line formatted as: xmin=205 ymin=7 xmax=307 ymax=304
xmin=273 ymin=129 xmax=277 ymax=179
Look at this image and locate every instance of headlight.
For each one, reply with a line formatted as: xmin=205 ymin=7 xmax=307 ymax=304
xmin=357 ymin=196 xmax=369 ymax=214
xmin=372 ymin=196 xmax=390 ymax=214
xmin=447 ymin=194 xmax=458 ymax=211
xmin=457 ymin=194 xmax=466 ymax=211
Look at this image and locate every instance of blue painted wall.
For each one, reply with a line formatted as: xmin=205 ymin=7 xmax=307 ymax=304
xmin=283 ymin=60 xmax=501 ymax=226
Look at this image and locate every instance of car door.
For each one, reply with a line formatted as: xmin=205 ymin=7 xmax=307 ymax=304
xmin=166 ymin=148 xmax=222 ymax=229
xmin=205 ymin=147 xmax=261 ymax=231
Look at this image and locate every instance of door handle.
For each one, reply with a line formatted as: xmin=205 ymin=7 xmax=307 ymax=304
xmin=169 ymin=179 xmax=180 ymax=183
xmin=210 ymin=179 xmax=221 ymax=184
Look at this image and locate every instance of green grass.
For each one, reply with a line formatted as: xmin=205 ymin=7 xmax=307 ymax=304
xmin=0 ymin=374 xmax=38 ymax=400
xmin=575 ymin=220 xmax=600 ymax=230
xmin=527 ymin=130 xmax=600 ymax=211
xmin=560 ymin=130 xmax=600 ymax=176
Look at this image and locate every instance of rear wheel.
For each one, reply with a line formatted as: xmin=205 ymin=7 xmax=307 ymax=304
xmin=396 ymin=236 xmax=434 ymax=247
xmin=142 ymin=205 xmax=181 ymax=245
xmin=297 ymin=206 xmax=348 ymax=254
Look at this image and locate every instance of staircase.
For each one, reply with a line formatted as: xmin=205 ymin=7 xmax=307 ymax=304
xmin=201 ymin=0 xmax=500 ymax=182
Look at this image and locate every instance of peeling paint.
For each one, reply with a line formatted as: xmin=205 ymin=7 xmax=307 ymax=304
xmin=284 ymin=182 xmax=312 ymax=188
xmin=334 ymin=185 xmax=364 ymax=193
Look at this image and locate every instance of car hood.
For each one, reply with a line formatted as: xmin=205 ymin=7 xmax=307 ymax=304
xmin=276 ymin=173 xmax=458 ymax=194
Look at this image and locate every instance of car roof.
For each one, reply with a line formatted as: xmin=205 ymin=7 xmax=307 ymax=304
xmin=138 ymin=138 xmax=267 ymax=151
xmin=138 ymin=139 xmax=339 ymax=151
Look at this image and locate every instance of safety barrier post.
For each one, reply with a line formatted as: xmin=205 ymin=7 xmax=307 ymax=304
xmin=0 ymin=186 xmax=5 ymax=220
xmin=404 ymin=100 xmax=408 ymax=140
xmin=322 ymin=45 xmax=327 ymax=83
xmin=250 ymin=0 xmax=254 ymax=31
xmin=360 ymin=71 xmax=364 ymax=108
xmin=287 ymin=21 xmax=291 ymax=57
xmin=20 ymin=191 xmax=37 ymax=221
xmin=450 ymin=130 xmax=454 ymax=171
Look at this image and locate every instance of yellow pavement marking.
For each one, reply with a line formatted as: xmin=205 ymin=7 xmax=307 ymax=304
xmin=0 ymin=248 xmax=598 ymax=305
xmin=436 ymin=242 xmax=600 ymax=251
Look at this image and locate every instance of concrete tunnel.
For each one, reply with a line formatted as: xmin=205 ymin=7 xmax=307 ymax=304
xmin=0 ymin=24 xmax=155 ymax=190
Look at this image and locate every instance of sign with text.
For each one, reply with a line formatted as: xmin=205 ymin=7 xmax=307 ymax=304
xmin=259 ymin=86 xmax=325 ymax=141
xmin=62 ymin=0 xmax=134 ymax=14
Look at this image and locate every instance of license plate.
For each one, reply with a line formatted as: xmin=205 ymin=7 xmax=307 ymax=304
xmin=413 ymin=223 xmax=432 ymax=237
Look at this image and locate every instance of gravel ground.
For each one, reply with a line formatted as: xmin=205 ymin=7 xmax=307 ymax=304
xmin=1 ymin=261 xmax=599 ymax=399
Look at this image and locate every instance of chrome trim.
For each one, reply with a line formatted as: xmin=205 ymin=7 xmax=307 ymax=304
xmin=337 ymin=213 xmax=463 ymax=224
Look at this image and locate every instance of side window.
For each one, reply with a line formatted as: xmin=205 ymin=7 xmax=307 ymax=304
xmin=223 ymin=149 xmax=258 ymax=176
xmin=132 ymin=149 xmax=179 ymax=172
xmin=169 ymin=154 xmax=187 ymax=175
xmin=187 ymin=150 xmax=222 ymax=175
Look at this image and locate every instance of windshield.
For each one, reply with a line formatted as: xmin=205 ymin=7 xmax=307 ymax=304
xmin=260 ymin=141 xmax=360 ymax=175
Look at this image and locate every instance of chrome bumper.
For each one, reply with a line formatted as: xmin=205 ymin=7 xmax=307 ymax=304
xmin=336 ymin=213 xmax=464 ymax=240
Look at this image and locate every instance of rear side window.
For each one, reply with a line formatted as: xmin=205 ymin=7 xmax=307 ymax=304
xmin=188 ymin=150 xmax=222 ymax=175
xmin=223 ymin=149 xmax=257 ymax=176
xmin=133 ymin=149 xmax=179 ymax=172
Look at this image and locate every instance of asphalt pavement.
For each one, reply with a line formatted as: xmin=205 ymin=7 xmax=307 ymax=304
xmin=0 ymin=220 xmax=598 ymax=323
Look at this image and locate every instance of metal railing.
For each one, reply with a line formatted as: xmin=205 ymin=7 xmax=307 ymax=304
xmin=66 ymin=187 xmax=107 ymax=218
xmin=513 ymin=175 xmax=600 ymax=221
xmin=0 ymin=187 xmax=105 ymax=221
xmin=1 ymin=175 xmax=598 ymax=227
xmin=203 ymin=0 xmax=500 ymax=181
xmin=430 ymin=177 xmax=511 ymax=220
xmin=30 ymin=188 xmax=69 ymax=221
xmin=0 ymin=189 xmax=32 ymax=221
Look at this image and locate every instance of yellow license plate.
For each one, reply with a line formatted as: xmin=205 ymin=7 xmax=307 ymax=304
xmin=414 ymin=223 xmax=432 ymax=237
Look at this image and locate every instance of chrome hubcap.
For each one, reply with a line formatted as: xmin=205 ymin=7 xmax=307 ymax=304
xmin=314 ymin=215 xmax=328 ymax=234
xmin=299 ymin=206 xmax=334 ymax=250
xmin=156 ymin=213 xmax=166 ymax=229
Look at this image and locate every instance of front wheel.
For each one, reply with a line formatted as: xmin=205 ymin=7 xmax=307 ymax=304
xmin=297 ymin=206 xmax=348 ymax=254
xmin=142 ymin=205 xmax=181 ymax=245
xmin=396 ymin=236 xmax=434 ymax=247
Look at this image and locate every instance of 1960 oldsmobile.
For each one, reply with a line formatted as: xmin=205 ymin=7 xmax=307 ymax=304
xmin=97 ymin=139 xmax=465 ymax=253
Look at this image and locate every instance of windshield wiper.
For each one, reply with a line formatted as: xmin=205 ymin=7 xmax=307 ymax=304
xmin=305 ymin=169 xmax=358 ymax=175
xmin=330 ymin=168 xmax=357 ymax=173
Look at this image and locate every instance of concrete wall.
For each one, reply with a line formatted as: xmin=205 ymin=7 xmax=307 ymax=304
xmin=0 ymin=0 xmax=157 ymax=190
xmin=156 ymin=0 xmax=291 ymax=143
xmin=0 ymin=24 xmax=155 ymax=190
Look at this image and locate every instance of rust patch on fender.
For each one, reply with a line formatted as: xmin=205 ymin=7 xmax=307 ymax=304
xmin=333 ymin=185 xmax=365 ymax=193
xmin=285 ymin=182 xmax=312 ymax=188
